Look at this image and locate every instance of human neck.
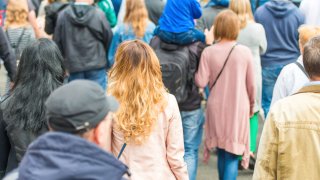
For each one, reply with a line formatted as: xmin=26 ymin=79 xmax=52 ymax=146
xmin=310 ymin=77 xmax=320 ymax=82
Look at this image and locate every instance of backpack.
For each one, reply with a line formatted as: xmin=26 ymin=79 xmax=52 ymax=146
xmin=155 ymin=41 xmax=190 ymax=103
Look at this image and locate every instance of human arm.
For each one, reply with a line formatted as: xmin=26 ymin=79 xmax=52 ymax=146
xmin=195 ymin=49 xmax=210 ymax=88
xmin=246 ymin=50 xmax=256 ymax=117
xmin=53 ymin=13 xmax=64 ymax=56
xmin=258 ymin=24 xmax=267 ymax=55
xmin=44 ymin=5 xmax=55 ymax=35
xmin=0 ymin=110 xmax=10 ymax=179
xmin=191 ymin=0 xmax=202 ymax=19
xmin=28 ymin=1 xmax=42 ymax=38
xmin=166 ymin=95 xmax=189 ymax=180
xmin=252 ymin=110 xmax=279 ymax=180
xmin=0 ymin=28 xmax=16 ymax=82
xmin=100 ymin=11 xmax=113 ymax=53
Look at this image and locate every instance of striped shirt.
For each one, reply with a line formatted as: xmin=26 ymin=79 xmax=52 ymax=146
xmin=6 ymin=27 xmax=35 ymax=59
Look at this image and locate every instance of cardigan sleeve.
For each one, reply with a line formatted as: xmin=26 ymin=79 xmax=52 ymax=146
xmin=246 ymin=50 xmax=256 ymax=116
xmin=166 ymin=95 xmax=189 ymax=180
xmin=195 ymin=48 xmax=210 ymax=88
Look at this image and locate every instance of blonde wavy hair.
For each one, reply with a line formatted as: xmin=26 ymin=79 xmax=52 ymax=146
xmin=108 ymin=40 xmax=167 ymax=144
xmin=124 ymin=0 xmax=149 ymax=38
xmin=5 ymin=0 xmax=29 ymax=28
xmin=229 ymin=0 xmax=254 ymax=29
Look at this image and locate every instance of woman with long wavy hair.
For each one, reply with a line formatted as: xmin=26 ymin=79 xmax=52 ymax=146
xmin=0 ymin=38 xmax=65 ymax=178
xmin=107 ymin=0 xmax=155 ymax=68
xmin=108 ymin=40 xmax=188 ymax=180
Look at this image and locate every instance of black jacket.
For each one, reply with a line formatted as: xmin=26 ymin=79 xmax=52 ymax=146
xmin=44 ymin=1 xmax=69 ymax=35
xmin=150 ymin=37 xmax=206 ymax=111
xmin=53 ymin=4 xmax=113 ymax=73
xmin=0 ymin=28 xmax=16 ymax=82
xmin=0 ymin=98 xmax=48 ymax=178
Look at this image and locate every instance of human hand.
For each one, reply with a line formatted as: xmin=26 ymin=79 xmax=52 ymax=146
xmin=204 ymin=26 xmax=214 ymax=45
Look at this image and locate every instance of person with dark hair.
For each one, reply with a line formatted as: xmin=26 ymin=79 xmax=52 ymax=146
xmin=253 ymin=35 xmax=320 ymax=179
xmin=53 ymin=0 xmax=113 ymax=89
xmin=0 ymin=27 xmax=16 ymax=92
xmin=0 ymin=38 xmax=65 ymax=178
xmin=3 ymin=80 xmax=130 ymax=180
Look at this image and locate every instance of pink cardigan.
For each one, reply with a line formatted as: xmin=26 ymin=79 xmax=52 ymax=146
xmin=195 ymin=41 xmax=255 ymax=168
xmin=112 ymin=94 xmax=189 ymax=180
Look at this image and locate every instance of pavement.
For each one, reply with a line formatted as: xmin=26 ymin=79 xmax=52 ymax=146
xmin=196 ymin=113 xmax=265 ymax=180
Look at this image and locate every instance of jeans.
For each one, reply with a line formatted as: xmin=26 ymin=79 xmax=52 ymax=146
xmin=154 ymin=26 xmax=205 ymax=45
xmin=180 ymin=108 xmax=204 ymax=180
xmin=262 ymin=65 xmax=284 ymax=117
xmin=217 ymin=148 xmax=239 ymax=180
xmin=69 ymin=68 xmax=106 ymax=90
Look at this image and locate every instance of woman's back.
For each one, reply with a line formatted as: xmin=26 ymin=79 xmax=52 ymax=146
xmin=112 ymin=94 xmax=187 ymax=180
xmin=6 ymin=27 xmax=35 ymax=60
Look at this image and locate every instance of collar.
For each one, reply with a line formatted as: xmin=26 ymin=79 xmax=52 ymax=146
xmin=296 ymin=82 xmax=320 ymax=94
xmin=297 ymin=56 xmax=303 ymax=64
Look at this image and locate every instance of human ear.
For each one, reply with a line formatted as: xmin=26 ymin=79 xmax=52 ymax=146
xmin=94 ymin=114 xmax=113 ymax=151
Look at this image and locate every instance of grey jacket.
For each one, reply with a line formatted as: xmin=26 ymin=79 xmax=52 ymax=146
xmin=53 ymin=4 xmax=113 ymax=73
xmin=0 ymin=28 xmax=16 ymax=82
xmin=145 ymin=0 xmax=166 ymax=25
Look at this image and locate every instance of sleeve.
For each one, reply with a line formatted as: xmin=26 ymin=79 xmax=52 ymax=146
xmin=44 ymin=6 xmax=55 ymax=35
xmin=195 ymin=49 xmax=210 ymax=88
xmin=253 ymin=110 xmax=279 ymax=180
xmin=27 ymin=0 xmax=35 ymax=12
xmin=246 ymin=50 xmax=256 ymax=116
xmin=0 ymin=28 xmax=17 ymax=82
xmin=166 ymin=95 xmax=189 ymax=180
xmin=270 ymin=68 xmax=290 ymax=106
xmin=107 ymin=29 xmax=120 ymax=69
xmin=258 ymin=24 xmax=267 ymax=55
xmin=100 ymin=12 xmax=113 ymax=53
xmin=0 ymin=109 xmax=10 ymax=179
xmin=191 ymin=0 xmax=202 ymax=19
xmin=53 ymin=13 xmax=64 ymax=56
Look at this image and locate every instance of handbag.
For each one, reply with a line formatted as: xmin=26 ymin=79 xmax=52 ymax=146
xmin=210 ymin=43 xmax=238 ymax=90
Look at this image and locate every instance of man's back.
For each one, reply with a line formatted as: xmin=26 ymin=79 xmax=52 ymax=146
xmin=53 ymin=4 xmax=112 ymax=73
xmin=254 ymin=84 xmax=320 ymax=179
xmin=255 ymin=0 xmax=304 ymax=67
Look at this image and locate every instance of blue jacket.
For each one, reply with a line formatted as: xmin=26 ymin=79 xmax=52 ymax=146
xmin=108 ymin=21 xmax=155 ymax=68
xmin=159 ymin=0 xmax=202 ymax=33
xmin=17 ymin=132 xmax=129 ymax=180
xmin=255 ymin=0 xmax=304 ymax=67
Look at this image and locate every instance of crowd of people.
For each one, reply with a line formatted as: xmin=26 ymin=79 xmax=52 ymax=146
xmin=0 ymin=0 xmax=320 ymax=179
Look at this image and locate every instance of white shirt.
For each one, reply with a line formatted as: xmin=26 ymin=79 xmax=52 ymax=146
xmin=271 ymin=56 xmax=310 ymax=106
xmin=300 ymin=0 xmax=320 ymax=26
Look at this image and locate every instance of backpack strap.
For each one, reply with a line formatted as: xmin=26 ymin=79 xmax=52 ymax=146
xmin=294 ymin=61 xmax=309 ymax=78
xmin=210 ymin=43 xmax=237 ymax=91
xmin=6 ymin=28 xmax=26 ymax=55
xmin=117 ymin=143 xmax=127 ymax=159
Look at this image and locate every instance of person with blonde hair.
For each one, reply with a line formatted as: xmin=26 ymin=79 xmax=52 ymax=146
xmin=271 ymin=25 xmax=320 ymax=105
xmin=107 ymin=0 xmax=155 ymax=68
xmin=195 ymin=10 xmax=255 ymax=180
xmin=109 ymin=40 xmax=188 ymax=180
xmin=5 ymin=0 xmax=35 ymax=60
xmin=229 ymin=0 xmax=267 ymax=169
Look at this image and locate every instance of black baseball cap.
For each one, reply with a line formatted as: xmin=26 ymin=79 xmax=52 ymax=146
xmin=45 ymin=80 xmax=119 ymax=133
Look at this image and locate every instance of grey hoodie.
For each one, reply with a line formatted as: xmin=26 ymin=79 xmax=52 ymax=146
xmin=53 ymin=4 xmax=113 ymax=73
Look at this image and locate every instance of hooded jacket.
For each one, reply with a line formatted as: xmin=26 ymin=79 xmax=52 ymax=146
xmin=17 ymin=132 xmax=129 ymax=180
xmin=254 ymin=0 xmax=304 ymax=67
xmin=53 ymin=4 xmax=113 ymax=73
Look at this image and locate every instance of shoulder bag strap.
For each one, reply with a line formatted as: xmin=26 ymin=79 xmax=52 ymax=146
xmin=117 ymin=143 xmax=127 ymax=159
xmin=294 ymin=61 xmax=309 ymax=78
xmin=210 ymin=43 xmax=237 ymax=90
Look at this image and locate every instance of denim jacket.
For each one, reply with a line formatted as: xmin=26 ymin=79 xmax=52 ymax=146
xmin=253 ymin=83 xmax=320 ymax=180
xmin=107 ymin=21 xmax=155 ymax=68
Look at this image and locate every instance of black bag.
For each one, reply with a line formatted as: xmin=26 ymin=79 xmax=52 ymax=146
xmin=155 ymin=42 xmax=190 ymax=103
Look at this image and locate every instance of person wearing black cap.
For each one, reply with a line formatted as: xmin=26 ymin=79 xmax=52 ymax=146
xmin=4 ymin=80 xmax=130 ymax=180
